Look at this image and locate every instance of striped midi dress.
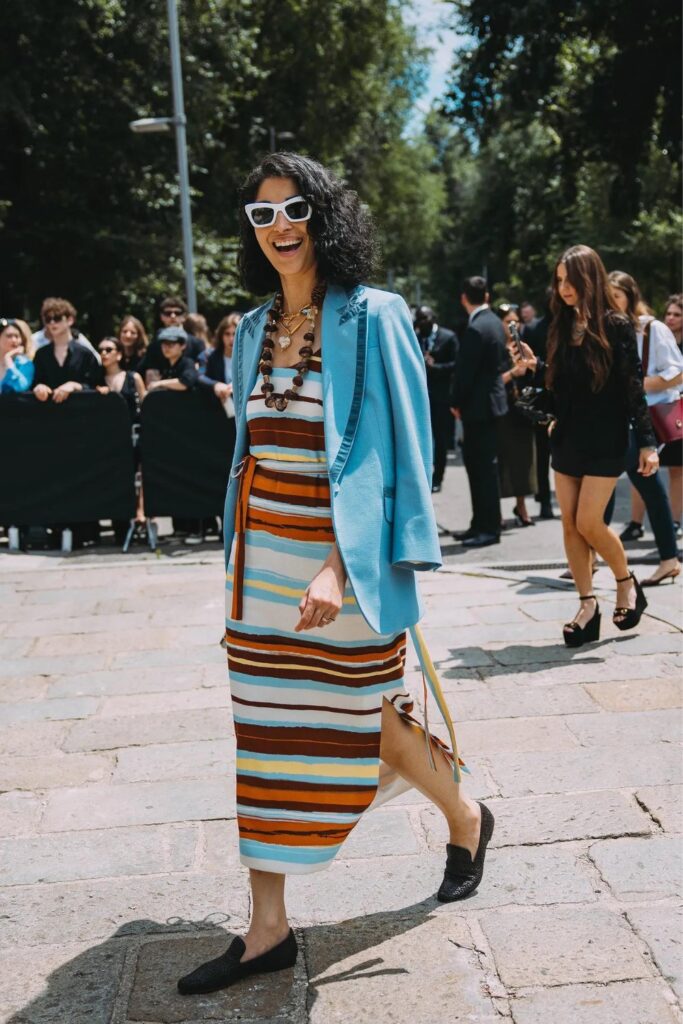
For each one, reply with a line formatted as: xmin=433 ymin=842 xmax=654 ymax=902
xmin=225 ymin=353 xmax=452 ymax=874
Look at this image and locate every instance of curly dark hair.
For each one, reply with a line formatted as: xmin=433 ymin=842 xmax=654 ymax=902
xmin=238 ymin=152 xmax=378 ymax=295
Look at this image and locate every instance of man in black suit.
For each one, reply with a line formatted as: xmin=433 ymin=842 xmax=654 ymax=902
xmin=414 ymin=306 xmax=458 ymax=493
xmin=526 ymin=292 xmax=554 ymax=519
xmin=450 ymin=277 xmax=508 ymax=547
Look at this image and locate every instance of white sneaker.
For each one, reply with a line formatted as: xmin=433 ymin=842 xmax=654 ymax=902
xmin=184 ymin=534 xmax=203 ymax=546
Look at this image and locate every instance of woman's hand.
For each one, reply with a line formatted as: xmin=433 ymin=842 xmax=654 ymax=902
xmin=214 ymin=381 xmax=233 ymax=401
xmin=638 ymin=447 xmax=659 ymax=477
xmin=96 ymin=385 xmax=110 ymax=395
xmin=52 ymin=381 xmax=81 ymax=403
xmin=33 ymin=384 xmax=52 ymax=402
xmin=547 ymin=418 xmax=557 ymax=437
xmin=295 ymin=545 xmax=347 ymax=631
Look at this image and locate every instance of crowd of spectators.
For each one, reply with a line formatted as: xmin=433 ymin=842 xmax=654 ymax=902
xmin=413 ymin=278 xmax=683 ymax=558
xmin=0 ymin=293 xmax=241 ymax=549
xmin=2 ymin=280 xmax=681 ymax=559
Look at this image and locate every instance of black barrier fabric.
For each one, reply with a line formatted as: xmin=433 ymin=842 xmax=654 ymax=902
xmin=140 ymin=390 xmax=236 ymax=518
xmin=0 ymin=392 xmax=136 ymax=524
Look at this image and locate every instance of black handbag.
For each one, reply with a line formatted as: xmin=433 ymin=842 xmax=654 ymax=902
xmin=514 ymin=385 xmax=556 ymax=427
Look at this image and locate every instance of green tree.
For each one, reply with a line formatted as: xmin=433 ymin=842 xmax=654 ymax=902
xmin=424 ymin=0 xmax=681 ymax=317
xmin=0 ymin=0 xmax=436 ymax=336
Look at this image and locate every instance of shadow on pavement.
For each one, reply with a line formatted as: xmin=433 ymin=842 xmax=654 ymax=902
xmin=6 ymin=900 xmax=439 ymax=1024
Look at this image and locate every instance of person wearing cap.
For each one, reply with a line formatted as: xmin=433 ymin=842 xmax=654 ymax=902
xmin=138 ymin=296 xmax=205 ymax=384
xmin=145 ymin=328 xmax=199 ymax=392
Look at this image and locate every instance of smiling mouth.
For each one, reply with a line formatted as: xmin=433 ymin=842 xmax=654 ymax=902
xmin=273 ymin=239 xmax=302 ymax=254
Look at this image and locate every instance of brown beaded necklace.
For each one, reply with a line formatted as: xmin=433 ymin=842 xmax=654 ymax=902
xmin=259 ymin=283 xmax=326 ymax=411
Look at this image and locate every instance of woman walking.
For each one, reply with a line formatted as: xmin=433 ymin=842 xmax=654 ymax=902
xmin=495 ymin=303 xmax=539 ymax=527
xmin=177 ymin=153 xmax=492 ymax=995
xmin=607 ymin=272 xmax=682 ymax=586
xmin=547 ymin=245 xmax=658 ymax=647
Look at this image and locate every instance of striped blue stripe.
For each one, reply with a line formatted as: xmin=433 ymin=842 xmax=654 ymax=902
xmin=240 ymin=839 xmax=342 ymax=864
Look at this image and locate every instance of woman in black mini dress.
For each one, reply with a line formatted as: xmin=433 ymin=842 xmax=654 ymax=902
xmin=546 ymin=245 xmax=658 ymax=646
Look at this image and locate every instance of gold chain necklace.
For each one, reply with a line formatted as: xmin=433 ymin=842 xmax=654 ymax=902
xmin=275 ymin=303 xmax=315 ymax=351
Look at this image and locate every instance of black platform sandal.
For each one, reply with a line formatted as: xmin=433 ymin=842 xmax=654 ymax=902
xmin=563 ymin=595 xmax=600 ymax=648
xmin=177 ymin=929 xmax=298 ymax=995
xmin=613 ymin=572 xmax=647 ymax=631
xmin=437 ymin=802 xmax=495 ymax=902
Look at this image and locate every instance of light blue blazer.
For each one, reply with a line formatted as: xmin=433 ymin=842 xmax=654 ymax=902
xmin=223 ymin=282 xmax=442 ymax=634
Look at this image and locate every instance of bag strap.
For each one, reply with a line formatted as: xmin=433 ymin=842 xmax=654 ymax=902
xmin=409 ymin=623 xmax=469 ymax=782
xmin=641 ymin=320 xmax=652 ymax=378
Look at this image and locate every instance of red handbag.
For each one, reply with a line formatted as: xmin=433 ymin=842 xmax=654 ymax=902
xmin=642 ymin=323 xmax=683 ymax=445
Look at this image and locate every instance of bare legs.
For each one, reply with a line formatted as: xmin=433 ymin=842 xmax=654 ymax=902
xmin=379 ymin=697 xmax=481 ymax=858
xmin=555 ymin=471 xmax=637 ymax=626
xmin=240 ymin=699 xmax=479 ymax=962
xmin=242 ymin=871 xmax=289 ymax=962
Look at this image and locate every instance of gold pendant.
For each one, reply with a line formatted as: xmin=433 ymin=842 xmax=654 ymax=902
xmin=277 ymin=335 xmax=292 ymax=350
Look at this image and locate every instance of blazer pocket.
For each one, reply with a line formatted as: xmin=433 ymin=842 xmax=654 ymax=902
xmin=383 ymin=486 xmax=395 ymax=523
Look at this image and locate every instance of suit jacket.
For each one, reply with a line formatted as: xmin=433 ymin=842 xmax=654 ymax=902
xmin=421 ymin=326 xmax=458 ymax=402
xmin=198 ymin=346 xmax=229 ymax=390
xmin=223 ymin=283 xmax=442 ymax=634
xmin=451 ymin=307 xmax=508 ymax=421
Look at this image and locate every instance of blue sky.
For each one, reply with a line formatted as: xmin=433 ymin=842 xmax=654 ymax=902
xmin=404 ymin=0 xmax=463 ymax=121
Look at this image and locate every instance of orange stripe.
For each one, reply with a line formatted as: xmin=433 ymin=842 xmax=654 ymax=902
xmin=237 ymin=783 xmax=375 ymax=806
xmin=227 ymin=633 xmax=406 ymax=665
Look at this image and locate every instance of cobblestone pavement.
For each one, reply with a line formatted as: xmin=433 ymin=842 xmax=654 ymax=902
xmin=1 ymin=468 xmax=681 ymax=1024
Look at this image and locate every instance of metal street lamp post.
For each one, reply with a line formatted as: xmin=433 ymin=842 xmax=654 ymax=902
xmin=130 ymin=0 xmax=196 ymax=311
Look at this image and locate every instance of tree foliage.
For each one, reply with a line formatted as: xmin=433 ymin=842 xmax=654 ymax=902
xmin=422 ymin=0 xmax=681 ymax=323
xmin=0 ymin=0 xmax=432 ymax=335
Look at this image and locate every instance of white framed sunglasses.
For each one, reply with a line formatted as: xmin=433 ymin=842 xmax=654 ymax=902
xmin=244 ymin=195 xmax=312 ymax=228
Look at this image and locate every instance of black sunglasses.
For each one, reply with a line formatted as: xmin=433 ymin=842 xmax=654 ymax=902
xmin=161 ymin=309 xmax=184 ymax=317
xmin=43 ymin=314 xmax=66 ymax=324
xmin=98 ymin=345 xmax=117 ymax=354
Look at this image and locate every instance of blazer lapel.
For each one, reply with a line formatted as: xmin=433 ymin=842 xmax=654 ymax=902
xmin=322 ymin=284 xmax=368 ymax=483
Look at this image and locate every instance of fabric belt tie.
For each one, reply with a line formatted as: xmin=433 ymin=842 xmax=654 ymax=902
xmin=231 ymin=454 xmax=257 ymax=622
xmin=409 ymin=623 xmax=469 ymax=783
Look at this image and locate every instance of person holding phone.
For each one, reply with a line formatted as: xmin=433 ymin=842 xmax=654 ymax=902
xmin=546 ymin=245 xmax=657 ymax=647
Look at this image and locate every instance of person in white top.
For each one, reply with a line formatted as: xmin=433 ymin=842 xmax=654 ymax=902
xmin=608 ymin=271 xmax=682 ymax=585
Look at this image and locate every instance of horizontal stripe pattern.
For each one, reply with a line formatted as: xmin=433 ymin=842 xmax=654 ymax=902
xmin=224 ymin=360 xmax=453 ymax=874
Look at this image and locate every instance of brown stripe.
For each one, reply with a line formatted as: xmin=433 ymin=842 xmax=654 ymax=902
xmin=230 ymin=659 xmax=405 ymax=688
xmin=231 ymin=695 xmax=381 ymax=716
xmin=237 ymin=722 xmax=379 ymax=746
xmin=226 ymin=628 xmax=406 ymax=660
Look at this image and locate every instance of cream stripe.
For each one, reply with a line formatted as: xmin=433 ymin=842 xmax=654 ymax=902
xmin=237 ymin=756 xmax=376 ymax=778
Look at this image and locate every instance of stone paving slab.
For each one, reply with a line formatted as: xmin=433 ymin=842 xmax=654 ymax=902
xmin=0 ymin=874 xmax=250 ymax=948
xmin=488 ymin=742 xmax=683 ymax=797
xmin=480 ymin=905 xmax=650 ymax=987
xmin=583 ymin=677 xmax=683 ymax=712
xmin=0 ymin=751 xmax=113 ymax=790
xmin=126 ymin=930 xmax=308 ymax=1024
xmin=305 ymin=912 xmax=501 ymax=1023
xmin=40 ymin=778 xmax=234 ymax=832
xmin=636 ymin=785 xmax=683 ymax=832
xmin=0 ymin=940 xmax=128 ymax=1024
xmin=627 ymin=903 xmax=683 ymax=1002
xmin=63 ymin=707 xmax=233 ymax=753
xmin=0 ymin=824 xmax=199 ymax=886
xmin=420 ymin=790 xmax=652 ymax=850
xmin=588 ymin=835 xmax=683 ymax=899
xmin=510 ymin=980 xmax=679 ymax=1024
xmin=0 ymin=544 xmax=680 ymax=1022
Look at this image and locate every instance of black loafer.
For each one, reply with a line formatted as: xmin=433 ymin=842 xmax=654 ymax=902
xmin=437 ymin=802 xmax=495 ymax=902
xmin=177 ymin=929 xmax=297 ymax=995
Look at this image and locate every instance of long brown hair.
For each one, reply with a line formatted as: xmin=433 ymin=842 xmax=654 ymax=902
xmin=547 ymin=245 xmax=620 ymax=393
xmin=118 ymin=315 xmax=148 ymax=358
xmin=608 ymin=270 xmax=652 ymax=327
xmin=214 ymin=312 xmax=241 ymax=355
